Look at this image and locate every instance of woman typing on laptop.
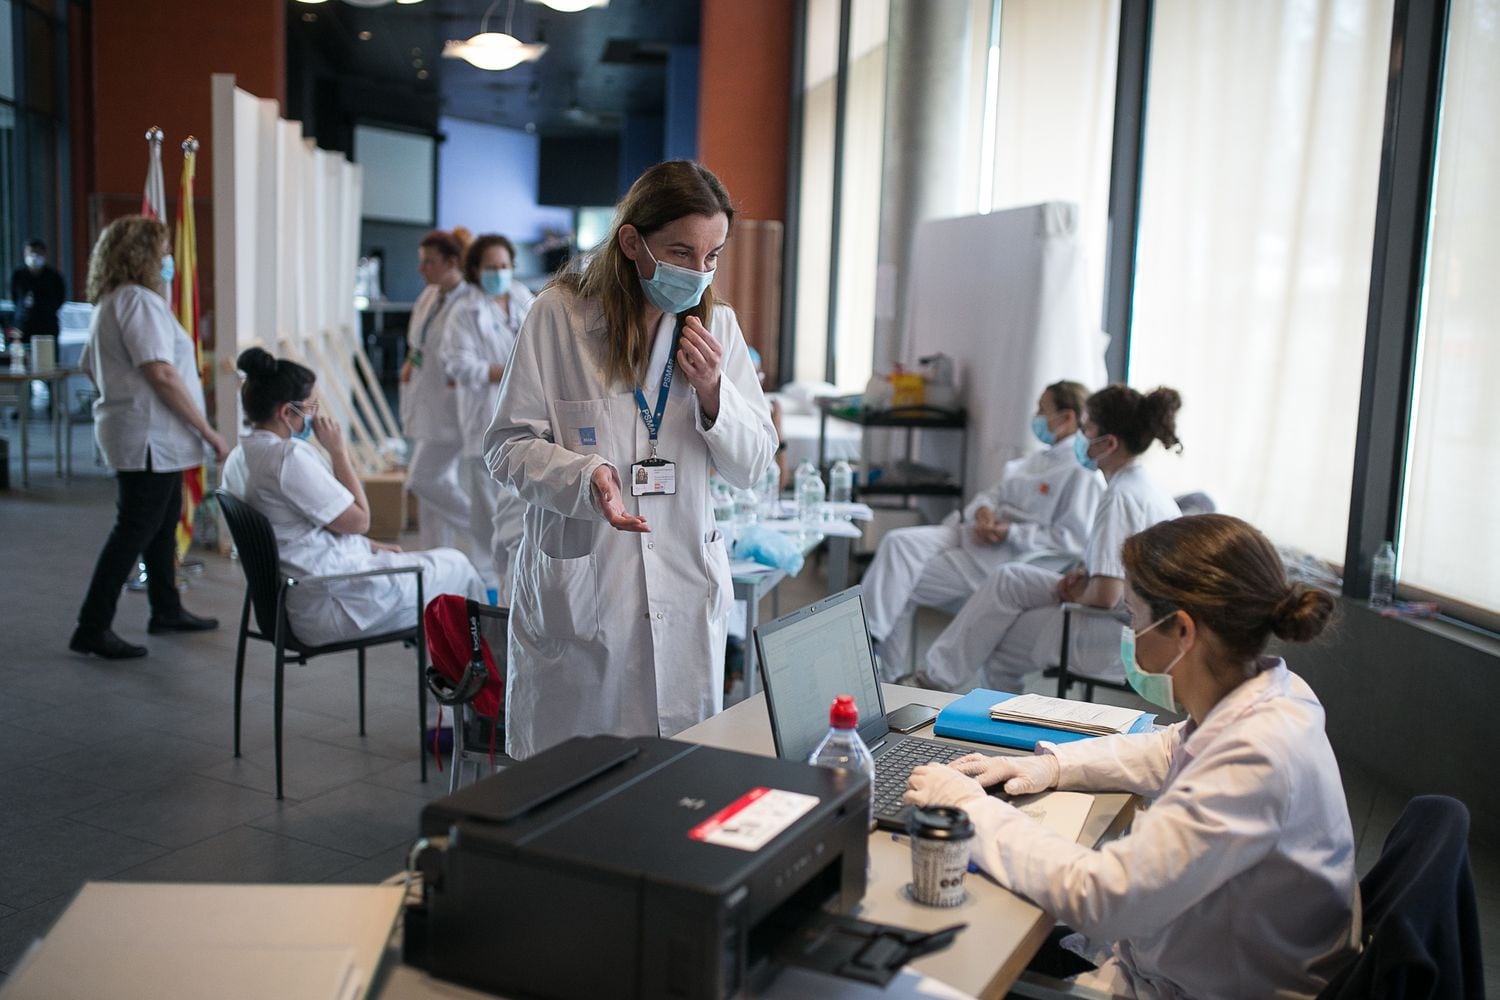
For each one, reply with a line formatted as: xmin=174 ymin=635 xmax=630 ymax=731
xmin=904 ymin=514 xmax=1358 ymax=999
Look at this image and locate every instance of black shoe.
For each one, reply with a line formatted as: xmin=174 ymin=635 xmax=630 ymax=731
xmin=70 ymin=628 xmax=148 ymax=659
xmin=147 ymin=609 xmax=220 ymax=634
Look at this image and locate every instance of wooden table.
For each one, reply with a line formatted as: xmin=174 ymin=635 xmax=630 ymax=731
xmin=0 ymin=366 xmax=79 ymax=487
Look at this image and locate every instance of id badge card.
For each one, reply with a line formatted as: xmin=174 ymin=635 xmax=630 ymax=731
xmin=630 ymin=457 xmax=677 ymax=497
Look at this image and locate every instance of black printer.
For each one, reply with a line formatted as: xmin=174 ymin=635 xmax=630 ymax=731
xmin=404 ymin=735 xmax=871 ymax=999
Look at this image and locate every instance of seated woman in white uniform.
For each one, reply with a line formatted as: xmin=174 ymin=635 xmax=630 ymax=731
xmin=906 ymin=514 xmax=1357 ymax=999
xmin=222 ymin=348 xmax=484 ymax=647
xmin=444 ymin=233 xmax=535 ymax=601
xmin=862 ymin=380 xmax=1104 ymax=679
xmin=918 ymin=384 xmax=1182 ymax=692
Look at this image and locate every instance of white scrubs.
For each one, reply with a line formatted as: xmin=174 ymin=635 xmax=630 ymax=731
xmin=444 ymin=281 xmax=534 ymax=599
xmin=863 ymin=435 xmax=1103 ymax=677
xmin=402 ymin=282 xmax=480 ymax=553
xmin=485 ymin=286 xmax=777 ymax=759
xmin=223 ymin=430 xmax=485 ymax=647
xmin=925 ymin=462 xmax=1179 ymax=692
xmin=961 ymin=660 xmax=1358 ymax=999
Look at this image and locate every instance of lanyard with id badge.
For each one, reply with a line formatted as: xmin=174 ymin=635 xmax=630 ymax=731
xmin=631 ymin=317 xmax=684 ymax=497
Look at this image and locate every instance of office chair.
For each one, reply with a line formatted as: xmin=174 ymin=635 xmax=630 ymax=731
xmin=216 ymin=489 xmax=430 ymax=799
xmin=1318 ymin=795 xmax=1484 ymax=999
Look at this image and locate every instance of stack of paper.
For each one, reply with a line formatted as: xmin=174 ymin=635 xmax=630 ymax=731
xmin=988 ymin=693 xmax=1143 ymax=737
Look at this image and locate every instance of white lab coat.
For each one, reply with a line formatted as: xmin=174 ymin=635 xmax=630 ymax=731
xmin=863 ymin=435 xmax=1103 ymax=674
xmin=222 ymin=431 xmax=484 ymax=647
xmin=445 ymin=282 xmax=535 ymax=592
xmin=961 ymin=660 xmax=1359 ymax=1000
xmin=484 ymin=286 xmax=777 ymax=759
xmin=401 ymin=282 xmax=478 ymax=442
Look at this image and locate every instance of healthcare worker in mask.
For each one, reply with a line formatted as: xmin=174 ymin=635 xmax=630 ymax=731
xmin=485 ymin=161 xmax=777 ymax=759
xmin=445 ymin=233 xmax=534 ymax=601
xmin=905 ymin=514 xmax=1357 ymax=999
xmin=917 ymin=384 xmax=1183 ymax=692
xmin=862 ymin=381 xmax=1103 ymax=678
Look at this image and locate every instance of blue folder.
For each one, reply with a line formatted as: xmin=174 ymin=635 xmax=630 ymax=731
xmin=934 ymin=688 xmax=1156 ymax=751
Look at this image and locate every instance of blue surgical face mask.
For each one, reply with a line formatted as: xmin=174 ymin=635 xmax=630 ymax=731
xmin=160 ymin=254 xmax=175 ymax=286
xmin=637 ymin=239 xmax=714 ymax=314
xmin=1120 ymin=615 xmax=1186 ymax=713
xmin=480 ymin=268 xmax=512 ymax=297
xmin=1031 ymin=414 xmax=1056 ymax=446
xmin=289 ymin=404 xmax=314 ymax=442
xmin=1074 ymin=431 xmax=1099 ymax=471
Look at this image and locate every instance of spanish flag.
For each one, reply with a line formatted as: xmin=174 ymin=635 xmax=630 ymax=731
xmin=174 ymin=137 xmax=204 ymax=560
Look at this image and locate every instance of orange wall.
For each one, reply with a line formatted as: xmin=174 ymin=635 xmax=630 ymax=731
xmin=90 ymin=0 xmax=285 ymax=198
xmin=698 ymin=0 xmax=793 ymax=222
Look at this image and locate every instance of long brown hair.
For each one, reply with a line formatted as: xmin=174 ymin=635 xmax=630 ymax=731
xmin=1086 ymin=384 xmax=1183 ymax=455
xmin=556 ymin=160 xmax=734 ymax=388
xmin=1123 ymin=514 xmax=1336 ymax=676
xmin=86 ymin=216 xmax=169 ymax=303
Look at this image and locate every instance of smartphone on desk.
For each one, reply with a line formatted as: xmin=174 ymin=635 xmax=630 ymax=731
xmin=885 ymin=703 xmax=941 ymax=734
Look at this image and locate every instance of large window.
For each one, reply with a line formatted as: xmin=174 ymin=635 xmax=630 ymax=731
xmin=791 ymin=0 xmax=840 ymax=385
xmin=1398 ymin=0 xmax=1500 ymax=615
xmin=1126 ymin=0 xmax=1392 ymax=562
xmin=988 ymin=0 xmax=1119 ymax=321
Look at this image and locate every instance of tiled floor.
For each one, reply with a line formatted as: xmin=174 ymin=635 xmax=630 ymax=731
xmin=0 ymin=417 xmax=1495 ymax=989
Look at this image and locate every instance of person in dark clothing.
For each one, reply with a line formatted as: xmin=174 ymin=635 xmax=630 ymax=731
xmin=8 ymin=239 xmax=67 ymax=343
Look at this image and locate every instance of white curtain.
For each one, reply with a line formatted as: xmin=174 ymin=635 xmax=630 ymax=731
xmin=1127 ymin=0 xmax=1393 ymax=562
xmin=792 ymin=0 xmax=840 ymax=384
xmin=990 ymin=0 xmax=1120 ymax=325
xmin=1399 ymin=0 xmax=1500 ymax=613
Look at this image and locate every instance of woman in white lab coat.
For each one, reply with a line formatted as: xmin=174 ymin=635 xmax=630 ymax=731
xmin=400 ymin=230 xmax=481 ymax=553
xmin=485 ymin=161 xmax=777 ymax=759
xmin=920 ymin=385 xmax=1182 ymax=692
xmin=906 ymin=513 xmax=1357 ymax=999
xmin=224 ymin=348 xmax=484 ymax=647
xmin=862 ymin=380 xmax=1104 ymax=678
xmin=445 ymin=233 xmax=534 ymax=601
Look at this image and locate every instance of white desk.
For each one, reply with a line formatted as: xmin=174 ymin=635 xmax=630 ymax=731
xmin=380 ymin=685 xmax=1131 ymax=1000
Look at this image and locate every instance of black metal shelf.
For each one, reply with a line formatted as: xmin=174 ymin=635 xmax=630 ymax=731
xmin=816 ymin=395 xmax=967 ymax=429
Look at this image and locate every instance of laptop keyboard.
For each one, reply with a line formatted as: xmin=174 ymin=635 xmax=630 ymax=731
xmin=872 ymin=736 xmax=974 ymax=821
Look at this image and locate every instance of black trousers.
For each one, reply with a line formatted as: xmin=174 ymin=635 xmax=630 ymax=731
xmin=76 ymin=466 xmax=184 ymax=633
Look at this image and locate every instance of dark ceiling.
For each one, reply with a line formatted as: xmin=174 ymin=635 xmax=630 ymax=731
xmin=288 ymin=0 xmax=702 ymax=137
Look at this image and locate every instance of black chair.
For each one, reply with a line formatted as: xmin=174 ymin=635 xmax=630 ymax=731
xmin=216 ymin=489 xmax=430 ymax=799
xmin=424 ymin=600 xmax=511 ymax=792
xmin=1318 ymin=795 xmax=1485 ymax=999
xmin=1043 ymin=602 xmax=1135 ymax=702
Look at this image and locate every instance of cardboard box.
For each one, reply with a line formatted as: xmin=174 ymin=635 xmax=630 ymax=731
xmin=362 ymin=470 xmax=407 ymax=541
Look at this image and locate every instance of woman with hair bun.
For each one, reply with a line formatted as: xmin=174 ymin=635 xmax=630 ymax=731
xmin=71 ymin=215 xmax=229 ymax=659
xmin=907 ymin=514 xmax=1355 ymax=998
xmin=920 ymin=384 xmax=1184 ymax=692
xmin=222 ymin=348 xmax=483 ymax=647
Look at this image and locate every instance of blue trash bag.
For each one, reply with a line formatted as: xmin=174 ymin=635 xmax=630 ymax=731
xmin=733 ymin=525 xmax=805 ymax=575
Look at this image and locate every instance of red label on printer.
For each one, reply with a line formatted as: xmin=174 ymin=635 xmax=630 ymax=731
xmin=688 ymin=787 xmax=820 ymax=852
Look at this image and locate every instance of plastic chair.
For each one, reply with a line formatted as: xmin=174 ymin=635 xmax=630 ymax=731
xmin=1318 ymin=795 xmax=1484 ymax=999
xmin=215 ymin=489 xmax=430 ymax=799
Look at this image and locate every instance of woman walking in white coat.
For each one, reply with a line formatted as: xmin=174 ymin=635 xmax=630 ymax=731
xmin=863 ymin=380 xmax=1103 ymax=678
xmin=918 ymin=384 xmax=1182 ymax=692
xmin=485 ymin=161 xmax=777 ymax=759
xmin=445 ymin=233 xmax=534 ymax=600
xmin=906 ymin=514 xmax=1357 ymax=999
xmin=400 ymin=230 xmax=480 ymax=553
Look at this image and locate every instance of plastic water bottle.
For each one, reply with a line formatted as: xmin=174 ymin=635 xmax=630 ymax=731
xmin=808 ymin=695 xmax=876 ymax=830
xmin=793 ymin=459 xmax=817 ymax=495
xmin=758 ymin=461 xmax=780 ymax=519
xmin=829 ymin=458 xmax=854 ymax=511
xmin=797 ymin=469 xmax=825 ymax=538
xmin=711 ymin=481 xmax=735 ymax=526
xmin=733 ymin=487 xmax=759 ymax=532
xmin=1370 ymin=541 xmax=1396 ymax=609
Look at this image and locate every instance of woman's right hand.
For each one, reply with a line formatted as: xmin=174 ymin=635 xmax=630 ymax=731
xmin=949 ymin=752 xmax=1060 ymax=795
xmin=312 ymin=413 xmax=345 ymax=453
xmin=590 ymin=465 xmax=649 ymax=533
xmin=400 ymin=359 xmax=413 ymax=384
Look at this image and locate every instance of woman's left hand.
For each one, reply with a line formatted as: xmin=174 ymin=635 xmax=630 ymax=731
xmin=903 ymin=763 xmax=988 ymax=809
xmin=677 ymin=316 xmax=722 ymax=420
xmin=369 ymin=539 xmax=403 ymax=554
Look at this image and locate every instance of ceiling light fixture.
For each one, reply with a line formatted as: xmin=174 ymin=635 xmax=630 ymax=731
xmin=444 ymin=0 xmax=547 ymax=72
xmin=527 ymin=0 xmax=608 ymax=11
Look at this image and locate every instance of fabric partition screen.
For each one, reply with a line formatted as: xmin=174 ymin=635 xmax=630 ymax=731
xmin=211 ymin=74 xmax=390 ymax=478
xmin=903 ymin=203 xmax=1108 ymax=504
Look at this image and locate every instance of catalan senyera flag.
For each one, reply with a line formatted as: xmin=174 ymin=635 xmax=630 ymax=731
xmin=174 ymin=137 xmax=204 ymax=560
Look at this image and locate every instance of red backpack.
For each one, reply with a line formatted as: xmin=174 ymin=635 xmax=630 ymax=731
xmin=423 ymin=594 xmax=504 ymax=721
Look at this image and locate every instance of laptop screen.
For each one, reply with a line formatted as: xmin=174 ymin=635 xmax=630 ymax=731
xmin=755 ymin=588 xmax=887 ymax=763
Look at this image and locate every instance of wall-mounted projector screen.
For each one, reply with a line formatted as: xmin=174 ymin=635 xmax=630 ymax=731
xmin=355 ymin=124 xmax=435 ymax=225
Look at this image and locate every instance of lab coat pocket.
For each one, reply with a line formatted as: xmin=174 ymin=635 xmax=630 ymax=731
xmin=702 ymin=530 xmax=733 ymax=624
xmin=553 ymin=398 xmax=609 ymax=456
xmin=532 ymin=548 xmax=600 ymax=641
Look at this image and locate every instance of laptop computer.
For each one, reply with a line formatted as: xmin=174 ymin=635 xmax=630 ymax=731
xmin=753 ymin=586 xmax=1003 ymax=831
